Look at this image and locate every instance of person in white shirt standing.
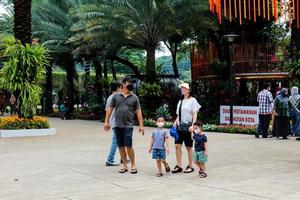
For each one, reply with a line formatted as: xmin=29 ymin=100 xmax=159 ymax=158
xmin=172 ymin=83 xmax=201 ymax=174
xmin=256 ymin=82 xmax=273 ymax=138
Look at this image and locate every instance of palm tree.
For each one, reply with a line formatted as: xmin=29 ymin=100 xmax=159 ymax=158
xmin=0 ymin=1 xmax=13 ymax=34
xmin=69 ymin=1 xmax=143 ymax=81
xmin=32 ymin=0 xmax=76 ymax=114
xmin=164 ymin=0 xmax=217 ymax=78
xmin=13 ymin=0 xmax=31 ymax=44
xmin=103 ymin=0 xmax=177 ymax=82
xmin=76 ymin=0 xmax=217 ymax=82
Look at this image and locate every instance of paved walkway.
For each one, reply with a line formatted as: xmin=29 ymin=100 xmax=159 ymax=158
xmin=1 ymin=118 xmax=300 ymax=200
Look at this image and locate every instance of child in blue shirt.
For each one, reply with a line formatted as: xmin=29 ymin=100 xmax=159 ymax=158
xmin=149 ymin=116 xmax=171 ymax=177
xmin=192 ymin=120 xmax=208 ymax=178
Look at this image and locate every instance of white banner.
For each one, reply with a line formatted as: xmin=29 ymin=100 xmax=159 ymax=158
xmin=220 ymin=105 xmax=259 ymax=125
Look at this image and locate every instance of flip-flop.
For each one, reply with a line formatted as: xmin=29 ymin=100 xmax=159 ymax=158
xmin=171 ymin=165 xmax=183 ymax=173
xmin=199 ymin=172 xmax=207 ymax=178
xmin=156 ymin=173 xmax=163 ymax=177
xmin=131 ymin=168 xmax=138 ymax=174
xmin=184 ymin=166 xmax=194 ymax=173
xmin=118 ymin=168 xmax=128 ymax=173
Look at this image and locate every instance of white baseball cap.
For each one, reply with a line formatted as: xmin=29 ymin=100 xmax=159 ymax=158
xmin=178 ymin=83 xmax=190 ymax=90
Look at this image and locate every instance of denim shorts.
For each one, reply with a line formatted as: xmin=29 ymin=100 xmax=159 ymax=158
xmin=194 ymin=151 xmax=207 ymax=164
xmin=152 ymin=148 xmax=166 ymax=160
xmin=115 ymin=127 xmax=133 ymax=147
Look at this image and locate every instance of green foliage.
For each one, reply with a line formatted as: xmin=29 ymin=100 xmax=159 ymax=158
xmin=0 ymin=34 xmax=49 ymax=118
xmin=143 ymin=118 xmax=173 ymax=128
xmin=0 ymin=2 xmax=13 ymax=34
xmin=285 ymin=58 xmax=300 ymax=78
xmin=210 ymin=59 xmax=227 ymax=78
xmin=155 ymin=106 xmax=171 ymax=120
xmin=203 ymin=124 xmax=256 ymax=135
xmin=138 ymin=83 xmax=161 ymax=98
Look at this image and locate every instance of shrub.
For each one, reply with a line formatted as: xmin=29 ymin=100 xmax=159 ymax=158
xmin=0 ymin=116 xmax=50 ymax=130
xmin=143 ymin=118 xmax=173 ymax=128
xmin=0 ymin=34 xmax=49 ymax=118
xmin=155 ymin=106 xmax=171 ymax=120
xmin=203 ymin=124 xmax=256 ymax=134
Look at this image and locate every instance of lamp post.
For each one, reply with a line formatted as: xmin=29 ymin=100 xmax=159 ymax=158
xmin=223 ymin=34 xmax=239 ymax=124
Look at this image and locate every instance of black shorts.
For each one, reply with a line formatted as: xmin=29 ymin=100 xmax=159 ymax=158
xmin=114 ymin=127 xmax=133 ymax=147
xmin=175 ymin=129 xmax=193 ymax=147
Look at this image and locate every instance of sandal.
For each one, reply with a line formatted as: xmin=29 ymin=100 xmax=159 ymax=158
xmin=118 ymin=168 xmax=128 ymax=173
xmin=171 ymin=165 xmax=183 ymax=173
xmin=156 ymin=172 xmax=163 ymax=177
xmin=165 ymin=163 xmax=170 ymax=173
xmin=131 ymin=168 xmax=138 ymax=174
xmin=199 ymin=172 xmax=207 ymax=178
xmin=184 ymin=166 xmax=194 ymax=173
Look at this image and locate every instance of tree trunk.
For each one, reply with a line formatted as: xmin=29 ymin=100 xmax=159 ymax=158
xmin=93 ymin=57 xmax=104 ymax=105
xmin=146 ymin=47 xmax=156 ymax=83
xmin=83 ymin=59 xmax=92 ymax=106
xmin=66 ymin=55 xmax=75 ymax=114
xmin=110 ymin=59 xmax=117 ymax=80
xmin=44 ymin=62 xmax=53 ymax=114
xmin=171 ymin=43 xmax=179 ymax=78
xmin=164 ymin=41 xmax=179 ymax=78
xmin=104 ymin=59 xmax=108 ymax=79
xmin=13 ymin=0 xmax=32 ymax=44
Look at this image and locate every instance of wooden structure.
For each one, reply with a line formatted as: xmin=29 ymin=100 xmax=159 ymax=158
xmin=191 ymin=42 xmax=290 ymax=105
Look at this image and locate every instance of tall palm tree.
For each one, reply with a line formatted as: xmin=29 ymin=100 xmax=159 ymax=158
xmin=77 ymin=0 xmax=216 ymax=82
xmin=0 ymin=1 xmax=14 ymax=34
xmin=32 ymin=0 xmax=76 ymax=114
xmin=164 ymin=0 xmax=217 ymax=78
xmin=13 ymin=0 xmax=31 ymax=44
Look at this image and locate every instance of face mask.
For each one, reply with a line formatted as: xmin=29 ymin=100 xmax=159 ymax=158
xmin=194 ymin=129 xmax=200 ymax=134
xmin=126 ymin=84 xmax=134 ymax=91
xmin=157 ymin=122 xmax=164 ymax=128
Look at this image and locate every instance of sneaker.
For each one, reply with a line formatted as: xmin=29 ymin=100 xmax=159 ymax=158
xmin=106 ymin=161 xmax=119 ymax=166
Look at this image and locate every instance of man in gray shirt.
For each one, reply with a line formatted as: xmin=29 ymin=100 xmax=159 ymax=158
xmin=104 ymin=78 xmax=144 ymax=174
xmin=105 ymin=81 xmax=122 ymax=166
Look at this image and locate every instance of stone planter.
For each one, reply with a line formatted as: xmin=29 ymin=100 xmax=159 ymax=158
xmin=0 ymin=128 xmax=56 ymax=138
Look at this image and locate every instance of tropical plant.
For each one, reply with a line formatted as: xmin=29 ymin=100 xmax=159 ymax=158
xmin=138 ymin=83 xmax=162 ymax=98
xmin=0 ymin=34 xmax=49 ymax=118
xmin=0 ymin=1 xmax=13 ymax=34
xmin=155 ymin=106 xmax=171 ymax=120
xmin=32 ymin=0 xmax=78 ymax=114
xmin=285 ymin=58 xmax=300 ymax=79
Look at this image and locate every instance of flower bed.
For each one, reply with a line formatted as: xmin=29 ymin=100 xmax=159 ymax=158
xmin=143 ymin=119 xmax=257 ymax=134
xmin=0 ymin=116 xmax=50 ymax=130
xmin=203 ymin=124 xmax=257 ymax=134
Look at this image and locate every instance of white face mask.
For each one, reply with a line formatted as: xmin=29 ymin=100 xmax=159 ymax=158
xmin=194 ymin=129 xmax=201 ymax=134
xmin=157 ymin=122 xmax=165 ymax=128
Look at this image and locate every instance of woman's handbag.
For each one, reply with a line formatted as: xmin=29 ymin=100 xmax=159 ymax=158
xmin=177 ymin=99 xmax=192 ymax=132
xmin=178 ymin=122 xmax=192 ymax=132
